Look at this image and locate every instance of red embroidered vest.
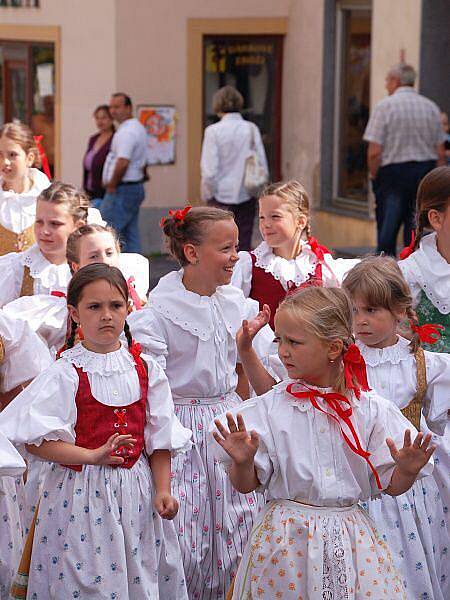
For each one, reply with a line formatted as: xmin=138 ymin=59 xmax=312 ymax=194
xmin=64 ymin=352 xmax=148 ymax=471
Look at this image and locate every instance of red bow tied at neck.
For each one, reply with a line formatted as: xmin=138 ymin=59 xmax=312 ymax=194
xmin=33 ymin=135 xmax=52 ymax=180
xmin=343 ymin=344 xmax=371 ymax=399
xmin=410 ymin=321 xmax=444 ymax=344
xmin=286 ymin=383 xmax=382 ymax=490
xmin=399 ymin=231 xmax=415 ymax=260
xmin=160 ymin=205 xmax=192 ymax=228
xmin=308 ymin=237 xmax=330 ymax=263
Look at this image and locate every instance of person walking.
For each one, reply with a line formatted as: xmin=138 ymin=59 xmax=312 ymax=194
xmin=363 ymin=63 xmax=445 ymax=255
xmin=101 ymin=93 xmax=147 ymax=253
xmin=200 ymin=86 xmax=268 ymax=251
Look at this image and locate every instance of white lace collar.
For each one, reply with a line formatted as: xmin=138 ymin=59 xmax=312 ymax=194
xmin=20 ymin=244 xmax=71 ymax=289
xmin=275 ymin=378 xmax=357 ymax=412
xmin=0 ymin=168 xmax=49 ymax=202
xmin=403 ymin=232 xmax=450 ymax=313
xmin=60 ymin=342 xmax=135 ymax=375
xmin=357 ymin=337 xmax=411 ymax=367
xmin=252 ymin=240 xmax=323 ymax=286
xmin=149 ymin=269 xmax=245 ymax=341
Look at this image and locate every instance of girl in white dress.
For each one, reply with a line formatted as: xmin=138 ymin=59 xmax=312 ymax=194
xmin=0 ymin=313 xmax=52 ymax=599
xmin=128 ymin=206 xmax=274 ymax=600
xmin=0 ymin=122 xmax=50 ymax=257
xmin=231 ymin=180 xmax=359 ymax=330
xmin=0 ymin=263 xmax=191 ymax=599
xmin=343 ymin=256 xmax=450 ymax=599
xmin=211 ymin=286 xmax=435 ymax=600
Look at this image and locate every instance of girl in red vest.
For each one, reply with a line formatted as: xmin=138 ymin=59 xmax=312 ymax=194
xmin=232 ymin=180 xmax=359 ymax=329
xmin=0 ymin=263 xmax=191 ymax=599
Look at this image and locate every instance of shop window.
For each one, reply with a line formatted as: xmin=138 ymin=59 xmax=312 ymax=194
xmin=0 ymin=40 xmax=55 ymax=176
xmin=203 ymin=35 xmax=283 ymax=180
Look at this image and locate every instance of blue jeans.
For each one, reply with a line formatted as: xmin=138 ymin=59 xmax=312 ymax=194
xmin=373 ymin=160 xmax=436 ymax=256
xmin=98 ymin=183 xmax=145 ymax=253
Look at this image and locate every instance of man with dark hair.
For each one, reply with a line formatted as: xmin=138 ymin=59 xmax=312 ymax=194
xmin=101 ymin=93 xmax=147 ymax=252
xmin=364 ymin=64 xmax=445 ymax=256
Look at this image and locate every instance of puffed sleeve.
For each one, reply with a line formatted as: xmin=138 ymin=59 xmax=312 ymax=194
xmin=0 ymin=310 xmax=53 ymax=392
xmin=0 ymin=430 xmax=26 ymax=476
xmin=0 ymin=359 xmax=78 ymax=450
xmin=208 ymin=393 xmax=278 ymax=491
xmin=398 ymin=259 xmax=422 ymax=307
xmin=3 ymin=294 xmax=67 ymax=353
xmin=422 ymin=351 xmax=450 ymax=436
xmin=143 ymin=354 xmax=192 ymax=456
xmin=127 ymin=308 xmax=168 ymax=368
xmin=231 ymin=251 xmax=253 ymax=297
xmin=119 ymin=253 xmax=149 ymax=299
xmin=323 ymin=255 xmax=360 ymax=287
xmin=365 ymin=392 xmax=434 ymax=495
xmin=0 ymin=251 xmax=22 ymax=307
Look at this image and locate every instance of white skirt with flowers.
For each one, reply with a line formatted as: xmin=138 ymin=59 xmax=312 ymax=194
xmin=0 ymin=476 xmax=24 ymax=600
xmin=231 ymin=499 xmax=406 ymax=600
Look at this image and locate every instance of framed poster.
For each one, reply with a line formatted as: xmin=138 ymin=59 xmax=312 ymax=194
xmin=137 ymin=104 xmax=177 ymax=165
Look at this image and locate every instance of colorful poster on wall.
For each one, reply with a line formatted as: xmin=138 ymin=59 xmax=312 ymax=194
xmin=137 ymin=105 xmax=176 ymax=165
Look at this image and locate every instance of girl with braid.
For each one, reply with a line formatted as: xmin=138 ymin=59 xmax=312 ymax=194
xmin=0 ymin=264 xmax=191 ymax=599
xmin=342 ymin=256 xmax=450 ymax=600
xmin=231 ymin=180 xmax=359 ymax=329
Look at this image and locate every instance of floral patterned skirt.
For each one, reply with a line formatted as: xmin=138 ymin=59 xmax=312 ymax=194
xmin=231 ymin=499 xmax=406 ymax=600
xmin=0 ymin=476 xmax=24 ymax=600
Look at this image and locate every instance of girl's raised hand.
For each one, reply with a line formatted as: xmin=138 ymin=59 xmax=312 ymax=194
xmin=213 ymin=412 xmax=259 ymax=465
xmin=386 ymin=430 xmax=436 ymax=477
xmin=236 ymin=304 xmax=271 ymax=353
xmin=90 ymin=432 xmax=137 ymax=466
xmin=154 ymin=492 xmax=179 ymax=520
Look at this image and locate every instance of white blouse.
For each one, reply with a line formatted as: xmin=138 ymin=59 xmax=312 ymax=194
xmin=357 ymin=337 xmax=449 ymax=436
xmin=399 ymin=232 xmax=450 ymax=313
xmin=0 ymin=309 xmax=52 ymax=392
xmin=0 ymin=168 xmax=50 ymax=234
xmin=0 ymin=343 xmax=192 ymax=457
xmin=119 ymin=253 xmax=149 ymax=299
xmin=0 ymin=430 xmax=25 ymax=476
xmin=127 ymin=269 xmax=274 ymax=399
xmin=0 ymin=244 xmax=71 ymax=307
xmin=231 ymin=240 xmax=360 ymax=294
xmin=209 ymin=380 xmax=433 ymax=507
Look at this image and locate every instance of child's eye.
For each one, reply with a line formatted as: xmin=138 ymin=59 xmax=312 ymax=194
xmin=113 ymin=302 xmax=124 ymax=309
xmin=88 ymin=304 xmax=99 ymax=310
xmin=273 ymin=337 xmax=280 ymax=344
xmin=367 ymin=307 xmax=377 ymax=313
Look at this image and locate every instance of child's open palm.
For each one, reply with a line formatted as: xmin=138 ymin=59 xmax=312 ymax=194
xmin=236 ymin=304 xmax=271 ymax=354
xmin=213 ymin=412 xmax=259 ymax=465
xmin=91 ymin=432 xmax=137 ymax=466
xmin=386 ymin=430 xmax=436 ymax=477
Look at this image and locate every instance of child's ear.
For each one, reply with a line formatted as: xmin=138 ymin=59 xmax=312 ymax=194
xmin=427 ymin=208 xmax=443 ymax=231
xmin=68 ymin=305 xmax=80 ymax=325
xmin=328 ymin=339 xmax=343 ymax=362
xmin=26 ymin=150 xmax=36 ymax=167
xmin=183 ymin=243 xmax=199 ymax=265
xmin=297 ymin=214 xmax=308 ymax=233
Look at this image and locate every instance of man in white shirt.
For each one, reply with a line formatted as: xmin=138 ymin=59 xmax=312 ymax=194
xmin=363 ymin=64 xmax=445 ymax=255
xmin=101 ymin=93 xmax=147 ymax=252
xmin=200 ymin=86 xmax=268 ymax=251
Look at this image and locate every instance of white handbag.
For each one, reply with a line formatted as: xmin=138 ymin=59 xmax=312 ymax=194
xmin=243 ymin=122 xmax=268 ymax=197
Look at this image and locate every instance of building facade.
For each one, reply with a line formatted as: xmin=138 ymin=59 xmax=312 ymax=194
xmin=1 ymin=0 xmax=448 ymax=253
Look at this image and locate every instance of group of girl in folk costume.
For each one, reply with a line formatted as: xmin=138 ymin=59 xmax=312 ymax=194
xmin=0 ymin=148 xmax=448 ymax=600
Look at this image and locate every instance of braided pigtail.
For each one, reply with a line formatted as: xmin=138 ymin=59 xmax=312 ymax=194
xmin=66 ymin=319 xmax=78 ymax=350
xmin=413 ymin=211 xmax=427 ymax=251
xmin=123 ymin=321 xmax=133 ymax=349
xmin=406 ymin=307 xmax=422 ymax=354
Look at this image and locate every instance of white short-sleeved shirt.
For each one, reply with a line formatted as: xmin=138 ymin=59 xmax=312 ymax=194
xmin=0 ymin=430 xmax=25 ymax=476
xmin=0 ymin=244 xmax=71 ymax=307
xmin=399 ymin=232 xmax=450 ymax=314
xmin=363 ymin=87 xmax=444 ymax=166
xmin=200 ymin=113 xmax=268 ymax=205
xmin=209 ymin=380 xmax=433 ymax=506
xmin=357 ymin=337 xmax=450 ymax=436
xmin=0 ymin=309 xmax=52 ymax=392
xmin=102 ymin=118 xmax=147 ymax=184
xmin=0 ymin=168 xmax=50 ymax=234
xmin=127 ymin=269 xmax=274 ymax=399
xmin=232 ymin=240 xmax=360 ymax=294
xmin=0 ymin=343 xmax=192 ymax=459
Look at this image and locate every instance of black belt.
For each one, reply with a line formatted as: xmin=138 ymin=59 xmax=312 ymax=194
xmin=119 ymin=179 xmax=145 ymax=186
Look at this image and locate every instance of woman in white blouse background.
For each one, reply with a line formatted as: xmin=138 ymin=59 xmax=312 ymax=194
xmin=200 ymin=86 xmax=269 ymax=251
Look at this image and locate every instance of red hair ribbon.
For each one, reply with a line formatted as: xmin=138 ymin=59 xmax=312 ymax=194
xmin=410 ymin=321 xmax=444 ymax=344
xmin=343 ymin=344 xmax=371 ymax=399
xmin=399 ymin=231 xmax=415 ymax=260
xmin=129 ymin=341 xmax=142 ymax=362
xmin=308 ymin=237 xmax=331 ymax=263
xmin=127 ymin=276 xmax=143 ymax=311
xmin=160 ymin=205 xmax=192 ymax=228
xmin=33 ymin=135 xmax=52 ymax=180
xmin=286 ymin=382 xmax=382 ymax=490
xmin=50 ymin=290 xmax=66 ymax=298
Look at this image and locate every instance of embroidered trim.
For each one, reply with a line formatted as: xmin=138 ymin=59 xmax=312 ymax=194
xmin=357 ymin=337 xmax=411 ymax=367
xmin=60 ymin=343 xmax=136 ymax=375
xmin=21 ymin=244 xmax=71 ymax=289
xmin=252 ymin=241 xmax=318 ymax=286
xmin=322 ymin=516 xmax=350 ymax=599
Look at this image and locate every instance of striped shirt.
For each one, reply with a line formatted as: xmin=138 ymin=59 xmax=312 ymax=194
xmin=363 ymin=87 xmax=445 ymax=166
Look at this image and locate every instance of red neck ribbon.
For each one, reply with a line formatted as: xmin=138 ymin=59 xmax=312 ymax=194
xmin=33 ymin=135 xmax=52 ymax=180
xmin=127 ymin=276 xmax=143 ymax=310
xmin=286 ymin=382 xmax=382 ymax=490
xmin=399 ymin=231 xmax=415 ymax=260
xmin=410 ymin=321 xmax=444 ymax=344
xmin=343 ymin=344 xmax=371 ymax=399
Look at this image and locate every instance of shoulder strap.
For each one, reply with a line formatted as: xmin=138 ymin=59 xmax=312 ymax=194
xmin=19 ymin=265 xmax=34 ymax=297
xmin=0 ymin=335 xmax=4 ymax=364
xmin=400 ymin=346 xmax=427 ymax=429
